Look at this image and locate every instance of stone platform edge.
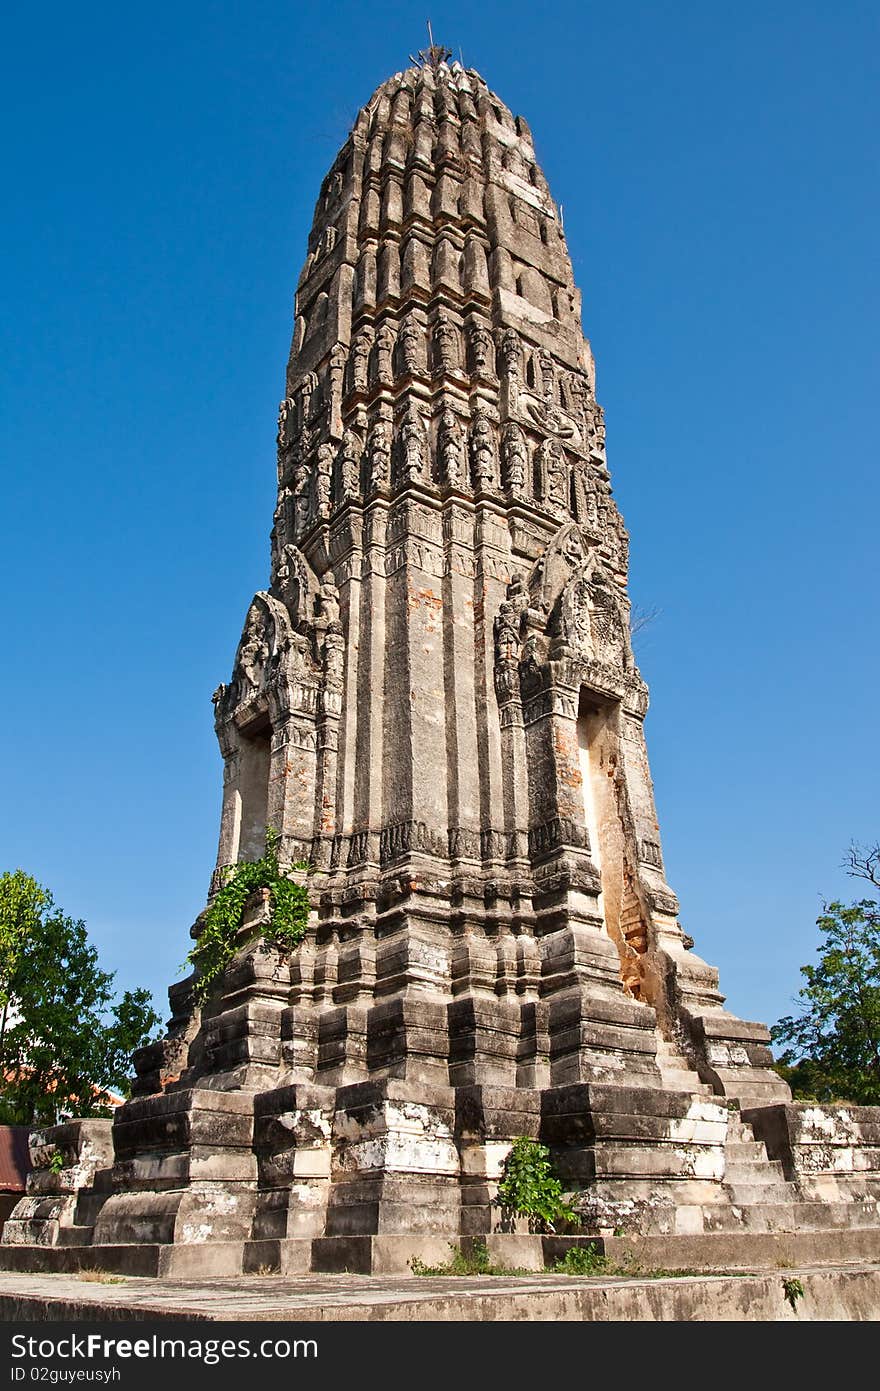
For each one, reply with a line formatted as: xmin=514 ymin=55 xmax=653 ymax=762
xmin=0 ymin=1266 xmax=878 ymax=1322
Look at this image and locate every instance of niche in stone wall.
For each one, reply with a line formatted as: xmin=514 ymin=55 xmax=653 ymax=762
xmin=577 ymin=690 xmax=643 ymax=997
xmin=236 ymin=719 xmax=272 ymax=863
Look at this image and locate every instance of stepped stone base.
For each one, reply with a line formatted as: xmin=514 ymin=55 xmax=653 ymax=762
xmin=3 ymin=1058 xmax=880 ymax=1277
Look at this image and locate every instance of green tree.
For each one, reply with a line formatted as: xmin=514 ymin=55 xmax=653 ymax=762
xmin=0 ymin=871 xmax=161 ymax=1125
xmin=772 ymin=843 xmax=880 ymax=1104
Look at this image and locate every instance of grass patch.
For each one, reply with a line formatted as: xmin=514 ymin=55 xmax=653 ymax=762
xmin=77 ymin=1271 xmax=125 ymax=1285
xmin=410 ymin=1240 xmax=529 ymax=1277
xmin=550 ymin=1243 xmax=612 ymax=1275
xmin=410 ymin=1238 xmax=752 ymax=1282
xmin=550 ymin=1243 xmax=749 ymax=1280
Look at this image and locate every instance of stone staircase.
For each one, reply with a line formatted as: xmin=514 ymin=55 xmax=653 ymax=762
xmin=715 ymin=1113 xmax=799 ymax=1227
xmin=642 ymin=1035 xmax=880 ymax=1244
xmin=4 ymin=1046 xmax=880 ymax=1277
xmin=723 ymin=1114 xmax=790 ymax=1202
xmin=653 ymin=1037 xmax=712 ymax=1095
xmin=52 ymin=1193 xmax=108 ymax=1249
xmin=710 ymin=1113 xmax=880 ymax=1236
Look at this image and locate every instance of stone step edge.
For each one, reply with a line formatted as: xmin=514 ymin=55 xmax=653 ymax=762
xmin=0 ymin=1243 xmax=246 ymax=1278
xmin=4 ymin=1226 xmax=880 ymax=1278
xmin=3 ymin=1265 xmax=880 ymax=1322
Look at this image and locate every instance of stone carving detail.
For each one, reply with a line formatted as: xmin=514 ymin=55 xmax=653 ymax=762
xmin=500 ymin=328 xmax=522 ymax=380
xmin=347 ymin=830 xmax=370 ymax=866
xmin=329 ymin=342 xmax=347 ymax=390
xmin=469 ymin=408 xmax=497 ymax=491
xmin=576 ymin=464 xmax=600 ymax=534
xmin=397 ymin=312 xmax=426 ymax=376
xmin=367 ymin=417 xmax=392 ymax=492
xmin=397 ymin=403 xmax=428 ymax=486
xmin=277 ymin=396 xmax=296 ymax=451
xmin=315 ymin=442 xmax=334 ymax=518
xmin=291 ymin=458 xmax=311 ymax=536
xmin=317 ymin=574 xmax=341 ymax=629
xmin=531 ymin=521 xmax=592 ymax=613
xmin=608 ymin=505 xmax=630 ymax=574
xmin=528 ymin=817 xmax=590 ymax=859
xmin=438 ymin=408 xmax=465 ymax=488
xmin=467 ymin=320 xmax=494 ymax=377
xmin=558 ymin=568 xmax=594 ymax=658
xmin=569 ymin=372 xmax=592 ymax=427
xmin=524 ymin=396 xmax=577 ymax=444
xmin=538 ymin=348 xmax=555 ymax=401
xmin=374 ymin=322 xmax=396 ymax=385
xmin=338 ymin=427 xmax=363 ymax=503
xmin=299 ymin=371 xmax=317 ymax=424
xmin=640 ymin=839 xmax=663 ymax=869
xmin=448 ymin=827 xmax=480 ymax=859
xmin=500 ymin=421 xmax=527 ymax=493
xmin=350 ymin=330 xmax=373 ymax=393
xmin=274 ymin=543 xmax=311 ymax=623
xmin=536 ymin=437 xmax=568 ymax=510
xmin=224 ymin=591 xmax=320 ymax=717
xmin=587 ymin=570 xmax=631 ymax=670
xmin=316 ymin=225 xmax=337 ymax=260
xmin=321 ymin=631 xmax=344 ymax=713
xmin=380 ymin=820 xmax=447 ymax=864
xmin=494 ymin=573 xmax=528 ymax=680
xmin=432 ymin=313 xmax=460 ymax=373
xmin=552 ymin=556 xmax=633 ymax=673
xmin=328 ymin=343 xmax=346 ymax=431
xmin=238 ymin=612 xmax=270 ymax=693
xmin=592 ymin=403 xmax=607 ymax=456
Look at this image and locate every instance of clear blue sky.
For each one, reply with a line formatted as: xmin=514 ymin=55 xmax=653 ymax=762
xmin=1 ymin=2 xmax=877 ymax=1037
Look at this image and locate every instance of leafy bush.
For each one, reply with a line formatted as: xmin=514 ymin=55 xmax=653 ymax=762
xmin=186 ymin=829 xmax=310 ymax=1004
xmin=495 ymin=1137 xmax=579 ymax=1233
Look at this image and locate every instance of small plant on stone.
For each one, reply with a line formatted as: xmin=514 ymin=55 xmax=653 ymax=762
xmin=551 ymin=1243 xmax=609 ymax=1276
xmin=495 ymin=1137 xmax=579 ymax=1234
xmin=782 ymin=1276 xmax=805 ymax=1312
xmin=550 ymin=1244 xmax=652 ymax=1278
xmin=410 ymin=1240 xmax=519 ymax=1277
xmin=47 ymin=1149 xmax=65 ymax=1175
xmin=184 ymin=828 xmax=310 ymax=1004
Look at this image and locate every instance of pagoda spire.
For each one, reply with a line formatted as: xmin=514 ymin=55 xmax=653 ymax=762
xmin=410 ymin=18 xmax=453 ymax=68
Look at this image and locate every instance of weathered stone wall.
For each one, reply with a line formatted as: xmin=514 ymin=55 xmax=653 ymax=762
xmin=2 ymin=1121 xmax=113 ymax=1249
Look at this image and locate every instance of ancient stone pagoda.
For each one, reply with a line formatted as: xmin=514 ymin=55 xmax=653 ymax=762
xmin=5 ymin=54 xmax=880 ymax=1277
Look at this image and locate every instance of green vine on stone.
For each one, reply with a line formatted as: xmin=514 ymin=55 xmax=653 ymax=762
xmin=495 ymin=1136 xmax=580 ymax=1234
xmin=185 ymin=828 xmax=310 ymax=1005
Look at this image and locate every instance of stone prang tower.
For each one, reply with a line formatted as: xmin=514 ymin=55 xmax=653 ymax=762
xmin=6 ymin=54 xmax=880 ymax=1277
